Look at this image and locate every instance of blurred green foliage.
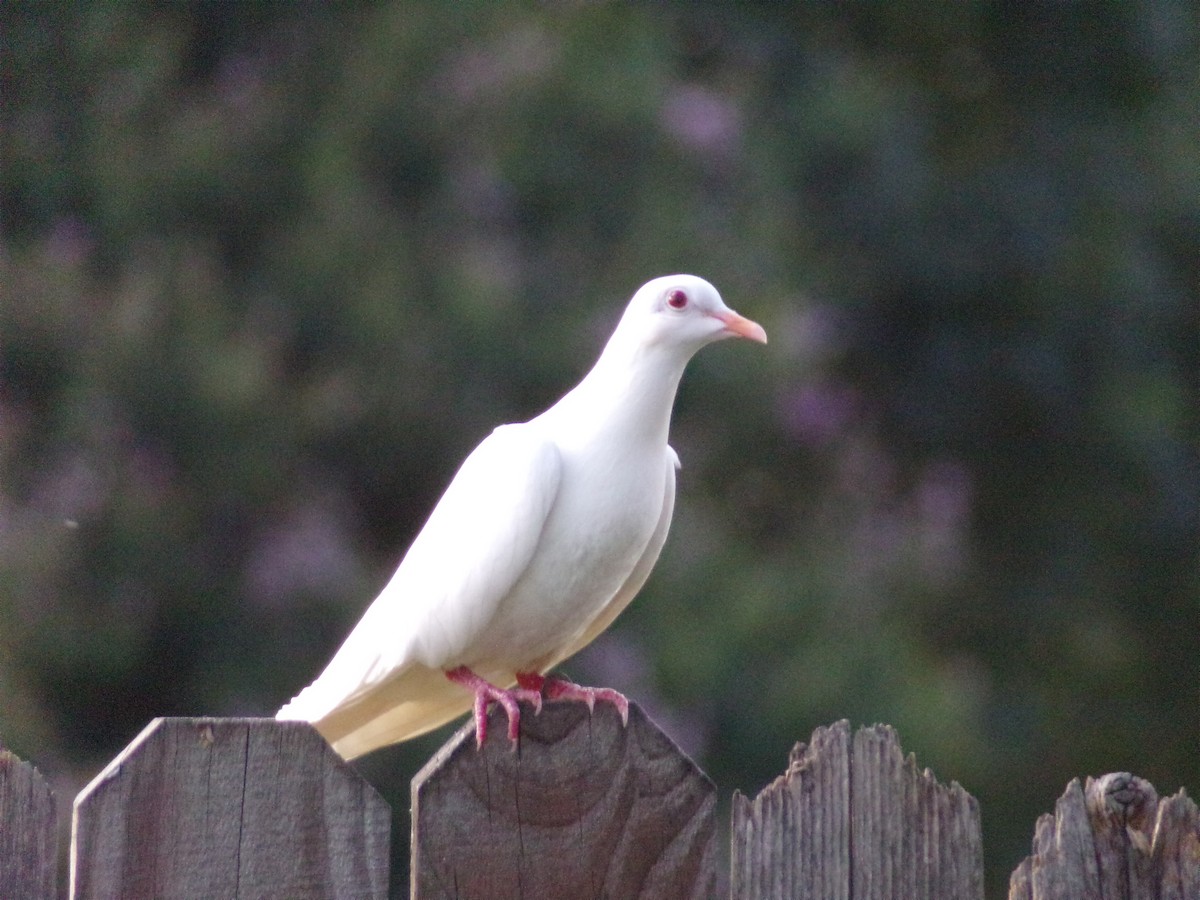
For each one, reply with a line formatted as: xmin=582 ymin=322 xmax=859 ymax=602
xmin=2 ymin=2 xmax=1197 ymax=896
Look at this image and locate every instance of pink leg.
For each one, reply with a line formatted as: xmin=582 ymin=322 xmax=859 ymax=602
xmin=515 ymin=671 xmax=546 ymax=692
xmin=445 ymin=666 xmax=543 ymax=748
xmin=515 ymin=671 xmax=630 ymax=726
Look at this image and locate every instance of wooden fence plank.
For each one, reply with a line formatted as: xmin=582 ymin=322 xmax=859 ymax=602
xmin=851 ymin=725 xmax=983 ymax=900
xmin=1007 ymin=772 xmax=1200 ymax=900
xmin=10 ymin=709 xmax=1194 ymax=898
xmin=731 ymin=718 xmax=851 ymax=900
xmin=70 ymin=717 xmax=390 ymax=900
xmin=0 ymin=744 xmax=58 ymax=900
xmin=730 ymin=720 xmax=983 ymax=900
xmin=411 ymin=700 xmax=717 ymax=899
xmin=1152 ymin=786 xmax=1200 ymax=900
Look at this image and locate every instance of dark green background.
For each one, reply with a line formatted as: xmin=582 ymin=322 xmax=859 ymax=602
xmin=3 ymin=3 xmax=1197 ymax=896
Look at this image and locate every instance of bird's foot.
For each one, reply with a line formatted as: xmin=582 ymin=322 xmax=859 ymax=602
xmin=515 ymin=672 xmax=630 ymax=726
xmin=445 ymin=666 xmax=543 ymax=748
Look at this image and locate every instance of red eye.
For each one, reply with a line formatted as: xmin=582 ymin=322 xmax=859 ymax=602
xmin=666 ymin=289 xmax=689 ymax=310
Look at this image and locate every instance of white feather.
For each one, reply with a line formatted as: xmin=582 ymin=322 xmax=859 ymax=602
xmin=277 ymin=274 xmax=765 ymax=758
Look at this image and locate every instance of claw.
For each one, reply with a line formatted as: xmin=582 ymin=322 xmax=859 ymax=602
xmin=446 ymin=666 xmax=543 ymax=748
xmin=536 ymin=674 xmax=630 ymax=725
xmin=452 ymin=668 xmax=630 ymax=747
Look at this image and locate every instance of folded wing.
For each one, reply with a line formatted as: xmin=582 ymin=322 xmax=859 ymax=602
xmin=277 ymin=424 xmax=562 ymax=754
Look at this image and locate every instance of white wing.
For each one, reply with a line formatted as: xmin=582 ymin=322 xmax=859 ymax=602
xmin=277 ymin=423 xmax=562 ymax=732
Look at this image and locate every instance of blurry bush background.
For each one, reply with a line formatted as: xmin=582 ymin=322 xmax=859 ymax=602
xmin=3 ymin=3 xmax=1197 ymax=895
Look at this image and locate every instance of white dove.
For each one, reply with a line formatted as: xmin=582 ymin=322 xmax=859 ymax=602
xmin=277 ymin=274 xmax=766 ymax=759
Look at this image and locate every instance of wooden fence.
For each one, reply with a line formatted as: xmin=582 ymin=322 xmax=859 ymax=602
xmin=2 ymin=704 xmax=1197 ymax=898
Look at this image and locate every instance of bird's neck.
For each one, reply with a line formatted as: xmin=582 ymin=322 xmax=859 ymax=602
xmin=544 ymin=338 xmax=691 ymax=448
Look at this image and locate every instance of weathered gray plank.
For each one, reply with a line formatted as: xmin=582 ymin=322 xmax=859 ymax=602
xmin=1151 ymin=785 xmax=1200 ymax=900
xmin=731 ymin=719 xmax=851 ymax=900
xmin=1007 ymin=772 xmax=1200 ymax=900
xmin=411 ymin=700 xmax=717 ymax=899
xmin=70 ymin=717 xmax=390 ymax=900
xmin=730 ymin=720 xmax=983 ymax=900
xmin=0 ymin=744 xmax=58 ymax=900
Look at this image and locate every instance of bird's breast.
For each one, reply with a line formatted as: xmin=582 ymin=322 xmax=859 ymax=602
xmin=463 ymin=445 xmax=669 ymax=670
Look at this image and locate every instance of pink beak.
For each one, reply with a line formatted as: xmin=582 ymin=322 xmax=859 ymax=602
xmin=715 ymin=310 xmax=768 ymax=344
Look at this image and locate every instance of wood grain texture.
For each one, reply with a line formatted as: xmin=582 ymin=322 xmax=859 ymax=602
xmin=850 ymin=725 xmax=983 ymax=900
xmin=70 ymin=718 xmax=390 ymax=900
xmin=0 ymin=747 xmax=58 ymax=900
xmin=1008 ymin=773 xmax=1200 ymax=900
xmin=411 ymin=700 xmax=717 ymax=899
xmin=730 ymin=720 xmax=983 ymax=900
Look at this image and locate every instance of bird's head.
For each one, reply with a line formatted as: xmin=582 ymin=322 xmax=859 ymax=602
xmin=620 ymin=274 xmax=768 ymax=354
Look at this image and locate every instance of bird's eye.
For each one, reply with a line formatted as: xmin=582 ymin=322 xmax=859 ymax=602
xmin=666 ymin=289 xmax=689 ymax=310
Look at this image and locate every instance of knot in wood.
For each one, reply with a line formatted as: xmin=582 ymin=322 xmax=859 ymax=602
xmin=1095 ymin=772 xmax=1157 ymax=830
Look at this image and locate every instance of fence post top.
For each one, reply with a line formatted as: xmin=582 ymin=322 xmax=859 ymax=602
xmin=410 ymin=698 xmax=719 ymax=899
xmin=74 ymin=717 xmax=370 ymax=811
xmin=68 ymin=717 xmax=392 ymax=900
xmin=413 ymin=698 xmax=713 ymax=793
